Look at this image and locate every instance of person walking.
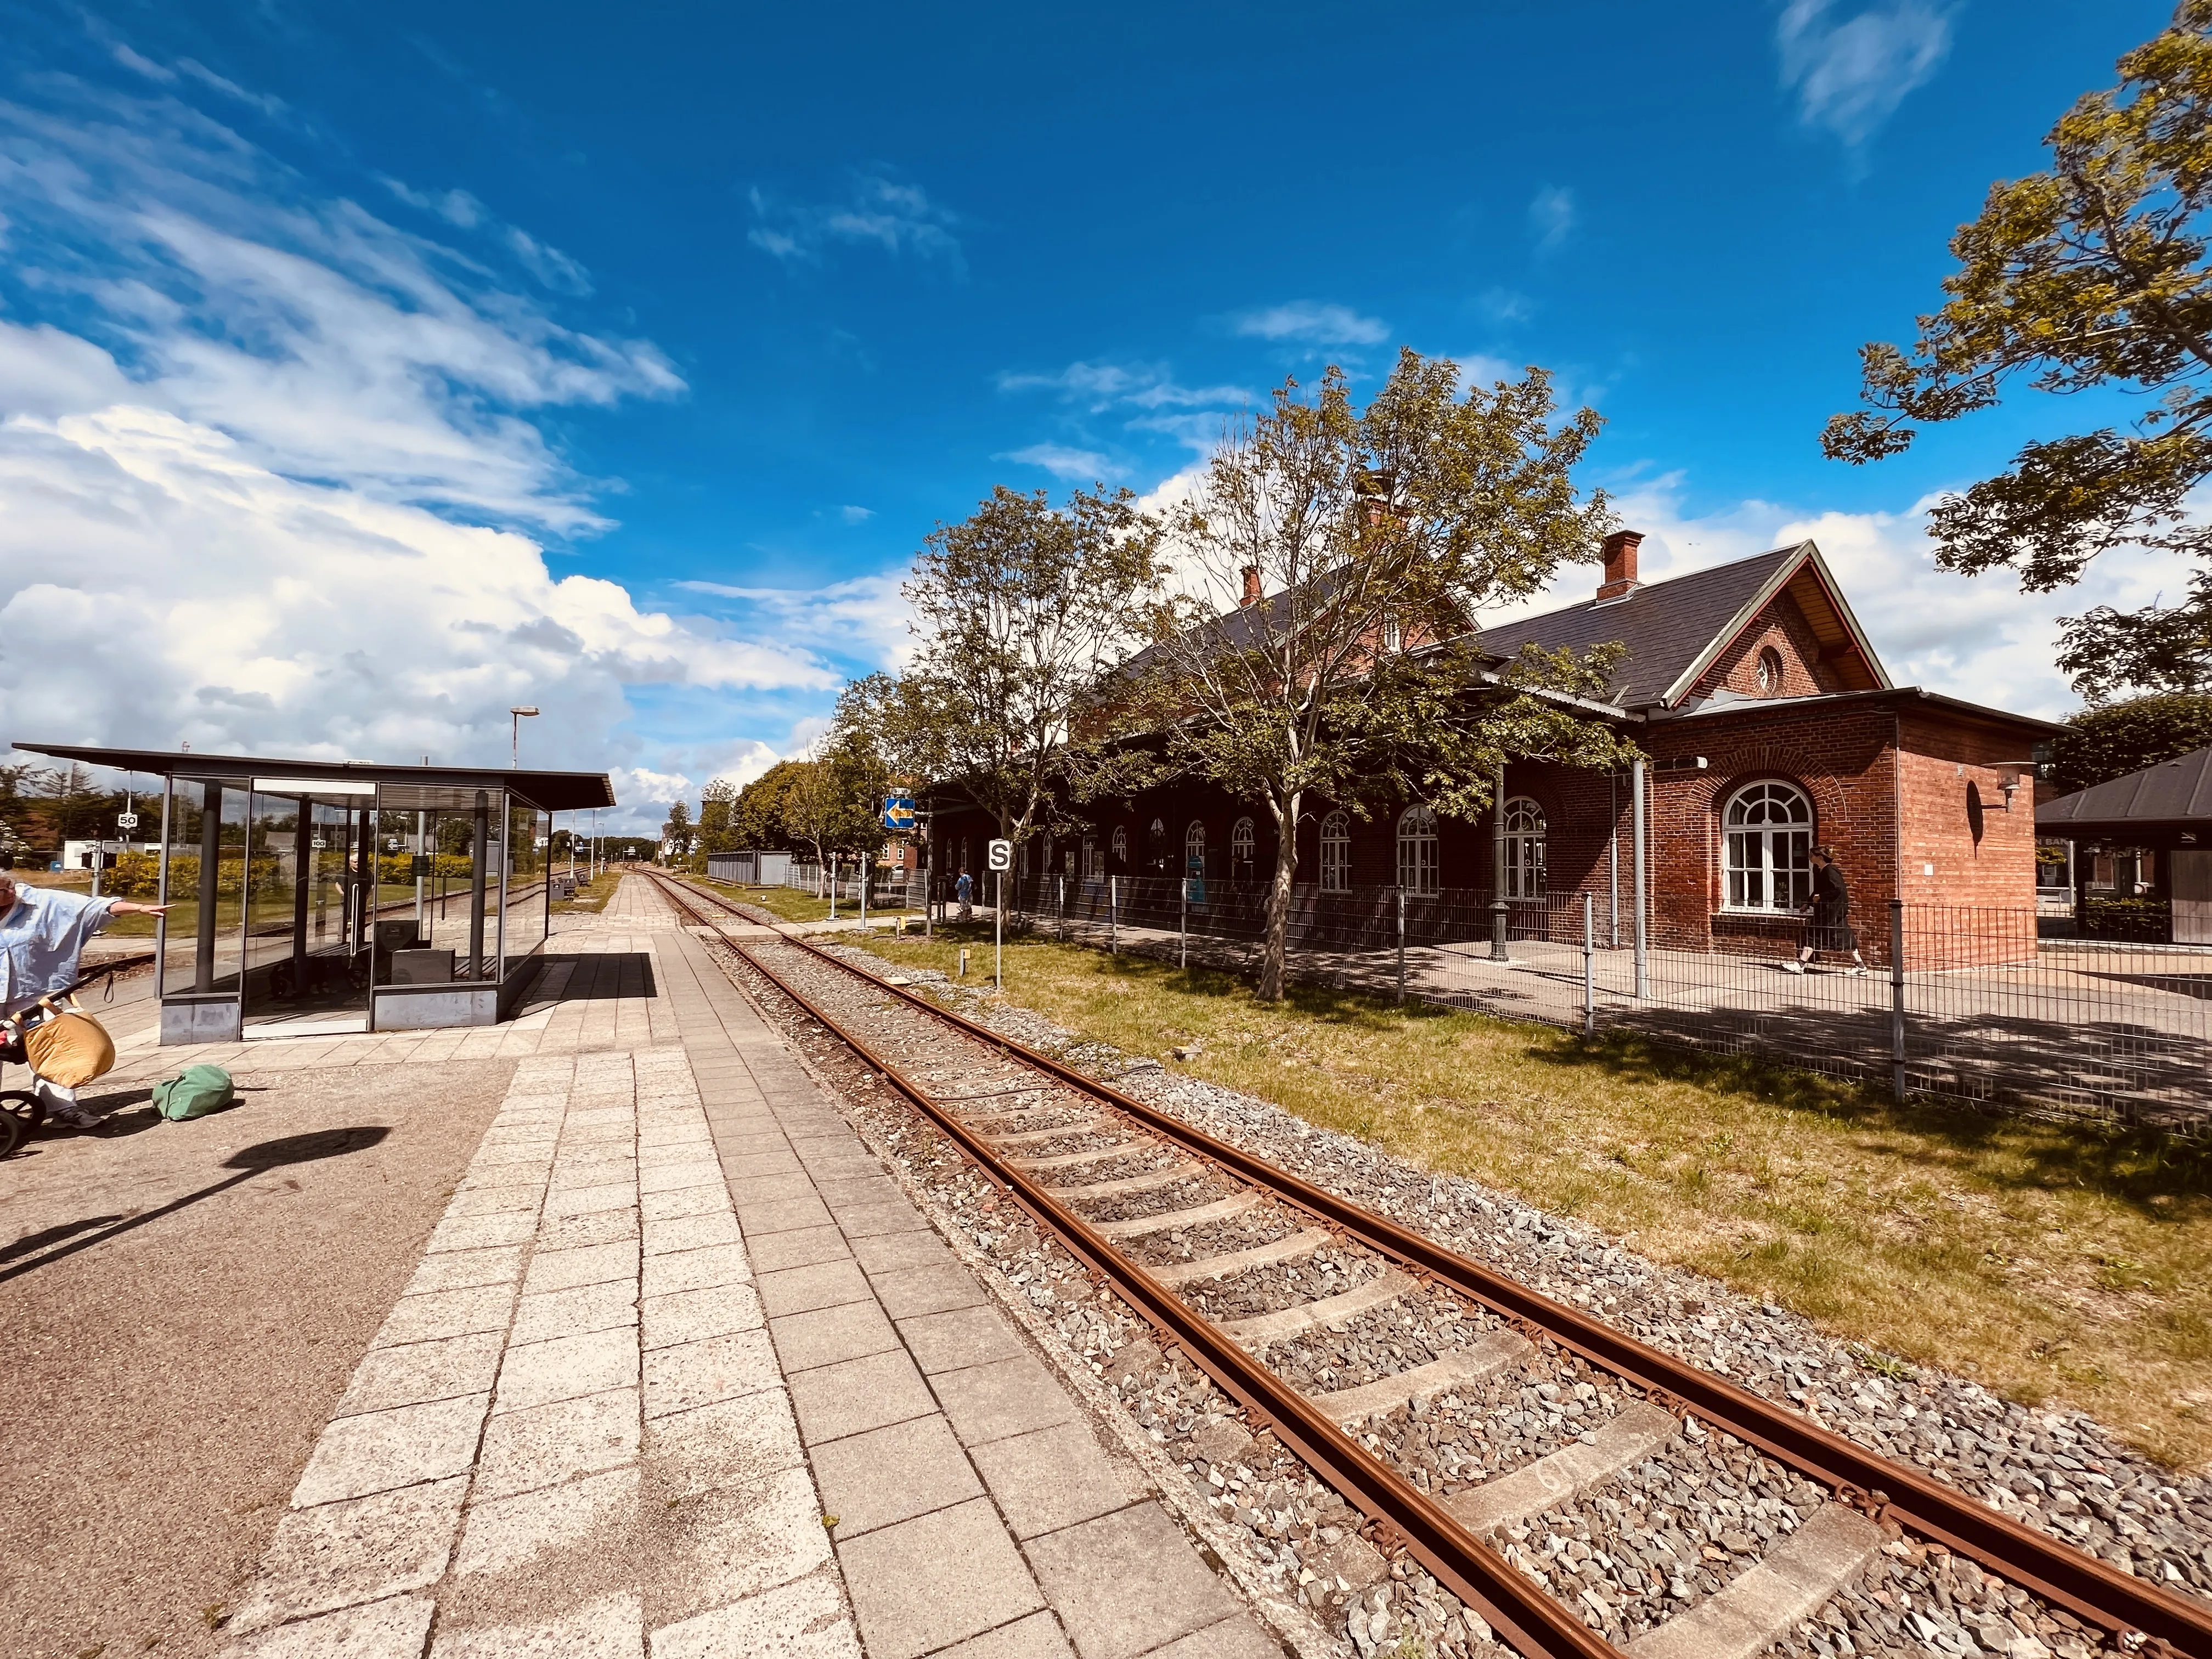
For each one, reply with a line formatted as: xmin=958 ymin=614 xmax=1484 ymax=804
xmin=955 ymin=867 xmax=974 ymax=923
xmin=0 ymin=870 xmax=168 ymax=1127
xmin=1782 ymin=845 xmax=1866 ymax=975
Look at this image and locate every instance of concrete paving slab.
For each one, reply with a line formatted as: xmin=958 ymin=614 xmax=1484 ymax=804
xmin=934 ymin=1353 xmax=1084 ymax=1447
xmin=788 ymin=1348 xmax=937 ymax=1444
xmin=935 ymin=1612 xmax=1079 ymax=1658
xmin=757 ymin=1256 xmax=873 ymax=1317
xmin=771 ymin=1296 xmax=901 ymax=1372
xmin=900 ymin=1304 xmax=1031 ymax=1375
xmin=642 ymin=1329 xmax=782 ymax=1418
xmin=649 ymin=1572 xmax=859 ymax=1659
xmin=646 ymin=1391 xmax=806 ymax=1497
xmin=292 ymin=1393 xmax=492 ymax=1506
xmin=967 ymin=1424 xmax=1137 ymax=1541
xmin=851 ymin=1229 xmax=961 ymax=1275
xmin=430 ymin=1590 xmax=644 ymax=1658
xmin=494 ymin=1327 xmax=640 ymax=1413
xmin=811 ymin=1414 xmax=985 ymax=1539
xmin=838 ymin=1496 xmax=1046 ymax=1659
xmin=870 ymin=1261 xmax=990 ymax=1319
xmin=230 ymin=1595 xmax=436 ymax=1657
xmin=1022 ymin=1505 xmax=1243 ymax=1659
xmin=231 ymin=1478 xmax=469 ymax=1633
xmin=472 ymin=1386 xmax=641 ymax=1500
xmin=450 ymin=1466 xmax=639 ymax=1578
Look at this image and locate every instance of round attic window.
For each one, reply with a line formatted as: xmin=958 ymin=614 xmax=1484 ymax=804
xmin=1756 ymin=647 xmax=1784 ymax=695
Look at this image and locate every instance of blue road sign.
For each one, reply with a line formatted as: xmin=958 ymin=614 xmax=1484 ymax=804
xmin=882 ymin=793 xmax=915 ymax=831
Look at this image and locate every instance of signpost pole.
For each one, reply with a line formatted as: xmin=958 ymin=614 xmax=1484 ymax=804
xmin=995 ymin=871 xmax=1003 ymax=989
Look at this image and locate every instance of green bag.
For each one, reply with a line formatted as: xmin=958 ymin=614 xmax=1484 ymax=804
xmin=153 ymin=1065 xmax=235 ymax=1121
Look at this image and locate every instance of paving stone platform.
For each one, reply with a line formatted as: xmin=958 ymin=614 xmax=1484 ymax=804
xmin=219 ymin=878 xmax=1276 ymax=1658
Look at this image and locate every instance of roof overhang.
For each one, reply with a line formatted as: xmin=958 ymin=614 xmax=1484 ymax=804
xmin=1656 ymin=542 xmax=1893 ymax=710
xmin=11 ymin=743 xmax=618 ymax=814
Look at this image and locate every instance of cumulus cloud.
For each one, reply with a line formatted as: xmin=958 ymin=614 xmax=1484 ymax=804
xmin=1528 ymin=185 xmax=1576 ymax=252
xmin=747 ymin=171 xmax=962 ymax=273
xmin=1777 ymin=0 xmax=1953 ymax=147
xmin=1231 ymin=302 xmax=1388 ymax=347
xmin=838 ymin=504 xmax=873 ymax=524
xmin=0 ymin=73 xmax=839 ymax=832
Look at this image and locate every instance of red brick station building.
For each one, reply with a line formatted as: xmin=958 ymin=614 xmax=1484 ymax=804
xmin=935 ymin=532 xmax=2058 ymax=966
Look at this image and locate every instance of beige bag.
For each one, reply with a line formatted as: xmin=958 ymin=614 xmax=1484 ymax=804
xmin=23 ymin=997 xmax=116 ymax=1089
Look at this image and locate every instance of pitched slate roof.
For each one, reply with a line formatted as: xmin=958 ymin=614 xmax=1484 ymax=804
xmin=2039 ymin=745 xmax=2212 ymax=829
xmin=1474 ymin=543 xmax=1889 ymax=711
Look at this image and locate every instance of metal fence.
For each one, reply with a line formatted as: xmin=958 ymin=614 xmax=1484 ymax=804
xmin=942 ymin=873 xmax=2210 ymax=1138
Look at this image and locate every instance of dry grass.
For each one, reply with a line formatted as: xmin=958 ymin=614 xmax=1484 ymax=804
xmin=859 ymin=924 xmax=2212 ymax=1472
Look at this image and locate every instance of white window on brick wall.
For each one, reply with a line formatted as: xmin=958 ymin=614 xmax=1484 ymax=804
xmin=1503 ymin=797 xmax=1546 ymax=899
xmin=1724 ymin=780 xmax=1813 ymax=911
xmin=1397 ymin=804 xmax=1440 ymax=895
xmin=1230 ymin=816 xmax=1256 ymax=881
xmin=1320 ymin=810 xmax=1351 ymax=893
xmin=1184 ymin=819 xmax=1206 ymax=876
xmin=1111 ymin=825 xmax=1128 ymax=870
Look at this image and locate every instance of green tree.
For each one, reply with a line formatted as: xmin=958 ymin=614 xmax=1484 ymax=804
xmin=1117 ymin=350 xmax=1637 ymax=1001
xmin=2048 ymin=692 xmax=2212 ymax=793
xmin=661 ymin=799 xmax=693 ymax=862
xmin=697 ymin=778 xmax=738 ymax=855
xmin=1822 ymin=1 xmax=2212 ymax=700
xmin=780 ymin=740 xmax=887 ymax=891
xmin=840 ymin=484 xmax=1168 ymax=864
xmin=731 ymin=760 xmax=808 ymax=850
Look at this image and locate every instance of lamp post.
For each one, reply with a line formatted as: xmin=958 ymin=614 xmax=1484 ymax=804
xmin=509 ymin=706 xmax=540 ymax=768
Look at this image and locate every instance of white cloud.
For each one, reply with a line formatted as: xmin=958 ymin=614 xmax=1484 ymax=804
xmin=672 ymin=572 xmax=916 ymax=669
xmin=1528 ymin=185 xmax=1576 ymax=253
xmin=996 ymin=360 xmax=1252 ymax=413
xmin=1231 ymin=303 xmax=1388 ymax=347
xmin=838 ymin=504 xmax=873 ymax=524
xmin=0 ymin=75 xmax=836 ymax=833
xmin=1475 ymin=476 xmax=2170 ymax=720
xmin=747 ymin=172 xmax=962 ymax=272
xmin=1777 ymin=0 xmax=1953 ymax=147
xmin=998 ymin=442 xmax=1120 ymax=482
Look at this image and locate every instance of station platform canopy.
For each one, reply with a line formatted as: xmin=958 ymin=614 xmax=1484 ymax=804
xmin=15 ymin=744 xmax=616 ymax=814
xmin=13 ymin=742 xmax=617 ymax=1047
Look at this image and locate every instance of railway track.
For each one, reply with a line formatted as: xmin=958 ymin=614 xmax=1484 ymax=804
xmin=648 ymin=870 xmax=2212 ymax=1659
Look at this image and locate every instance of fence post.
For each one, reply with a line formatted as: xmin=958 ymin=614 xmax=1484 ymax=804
xmin=1632 ymin=758 xmax=1650 ymax=1000
xmin=1396 ymin=887 xmax=1406 ymax=1004
xmin=1179 ymin=879 xmax=1188 ymax=969
xmin=1110 ymin=876 xmax=1118 ymax=956
xmin=828 ymin=854 xmax=837 ymax=922
xmin=859 ymin=862 xmax=867 ymax=927
xmin=924 ymin=862 xmax=932 ymax=940
xmin=1889 ymin=899 xmax=1906 ymax=1103
xmin=1057 ymin=874 xmax=1065 ymax=943
xmin=1582 ymin=891 xmax=1595 ymax=1039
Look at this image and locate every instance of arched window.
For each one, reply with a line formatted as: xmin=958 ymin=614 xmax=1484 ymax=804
xmin=1148 ymin=817 xmax=1167 ymax=872
xmin=1503 ymin=798 xmax=1545 ymax=899
xmin=1230 ymin=817 xmax=1256 ymax=882
xmin=1756 ymin=647 xmax=1785 ymax=696
xmin=1397 ymin=805 xmax=1439 ymax=895
xmin=1320 ymin=810 xmax=1351 ymax=893
xmin=1111 ymin=825 xmax=1128 ymax=871
xmin=1081 ymin=834 xmax=1097 ymax=879
xmin=1184 ymin=820 xmax=1206 ymax=876
xmin=1724 ymin=781 xmax=1814 ymax=911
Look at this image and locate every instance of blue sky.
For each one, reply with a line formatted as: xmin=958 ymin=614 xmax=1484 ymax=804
xmin=0 ymin=1 xmax=2183 ymax=825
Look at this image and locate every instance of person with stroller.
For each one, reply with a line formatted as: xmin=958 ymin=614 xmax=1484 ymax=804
xmin=0 ymin=870 xmax=167 ymax=1128
xmin=1782 ymin=845 xmax=1867 ymax=975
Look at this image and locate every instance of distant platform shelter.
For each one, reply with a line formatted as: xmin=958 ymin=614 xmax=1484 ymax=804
xmin=16 ymin=744 xmax=616 ymax=1045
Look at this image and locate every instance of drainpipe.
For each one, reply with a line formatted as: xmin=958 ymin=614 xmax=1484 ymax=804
xmin=194 ymin=781 xmax=222 ymax=992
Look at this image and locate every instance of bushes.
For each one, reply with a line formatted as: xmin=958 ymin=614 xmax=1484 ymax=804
xmin=2081 ymin=896 xmax=2171 ymax=941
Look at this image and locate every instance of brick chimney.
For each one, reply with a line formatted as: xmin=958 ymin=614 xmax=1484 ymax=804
xmin=1241 ymin=565 xmax=1262 ymax=607
xmin=1596 ymin=530 xmax=1643 ymax=603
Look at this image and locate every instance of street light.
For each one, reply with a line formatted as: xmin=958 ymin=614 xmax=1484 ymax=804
xmin=509 ymin=706 xmax=540 ymax=768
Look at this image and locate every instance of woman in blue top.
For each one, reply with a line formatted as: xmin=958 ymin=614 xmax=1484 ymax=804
xmin=0 ymin=870 xmax=167 ymax=1127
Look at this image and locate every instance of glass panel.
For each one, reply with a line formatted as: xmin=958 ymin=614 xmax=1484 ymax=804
xmin=504 ymin=799 xmax=548 ymax=963
xmin=161 ymin=777 xmax=251 ymax=997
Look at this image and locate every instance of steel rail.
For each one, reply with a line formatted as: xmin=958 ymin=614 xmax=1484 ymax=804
xmin=657 ymin=873 xmax=2212 ymax=1657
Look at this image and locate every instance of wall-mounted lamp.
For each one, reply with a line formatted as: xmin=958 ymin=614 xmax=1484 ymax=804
xmin=1996 ymin=761 xmax=2041 ymax=811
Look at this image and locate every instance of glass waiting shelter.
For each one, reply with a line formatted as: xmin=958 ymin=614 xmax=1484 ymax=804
xmin=16 ymin=746 xmax=615 ymax=1045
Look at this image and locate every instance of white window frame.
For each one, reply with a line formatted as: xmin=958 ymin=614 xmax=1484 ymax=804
xmin=1230 ymin=816 xmax=1255 ymax=880
xmin=1722 ymin=780 xmax=1813 ymax=913
xmin=1397 ymin=805 xmax=1439 ymax=895
xmin=1184 ymin=819 xmax=1206 ymax=876
xmin=1503 ymin=797 xmax=1545 ymax=900
xmin=1111 ymin=825 xmax=1128 ymax=870
xmin=1320 ymin=810 xmax=1351 ymax=893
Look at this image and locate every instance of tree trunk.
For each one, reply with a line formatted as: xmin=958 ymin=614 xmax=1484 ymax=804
xmin=1257 ymin=791 xmax=1300 ymax=1002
